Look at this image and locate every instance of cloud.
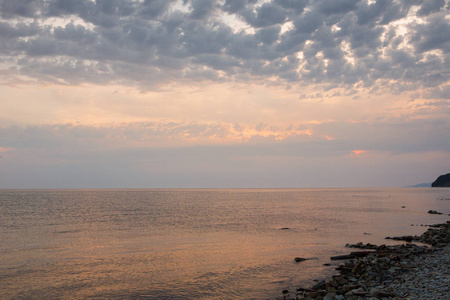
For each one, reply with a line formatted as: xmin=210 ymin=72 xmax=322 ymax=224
xmin=187 ymin=0 xmax=219 ymax=20
xmin=355 ymin=0 xmax=392 ymax=26
xmin=317 ymin=0 xmax=360 ymax=15
xmin=255 ymin=25 xmax=281 ymax=45
xmin=0 ymin=20 xmax=41 ymax=39
xmin=191 ymin=54 xmax=241 ymax=72
xmin=274 ymin=0 xmax=307 ymax=14
xmin=426 ymin=85 xmax=450 ymax=99
xmin=0 ymin=146 xmax=12 ymax=153
xmin=240 ymin=2 xmax=287 ymax=28
xmin=0 ymin=0 xmax=447 ymax=94
xmin=350 ymin=150 xmax=367 ymax=156
xmin=0 ymin=121 xmax=320 ymax=153
xmin=416 ymin=0 xmax=446 ymax=17
xmin=410 ymin=13 xmax=450 ymax=53
xmin=316 ymin=117 xmax=450 ymax=155
xmin=140 ymin=0 xmax=177 ymax=19
xmin=1 ymin=113 xmax=448 ymax=159
xmin=1 ymin=117 xmax=448 ymax=188
xmin=0 ymin=0 xmax=40 ymax=19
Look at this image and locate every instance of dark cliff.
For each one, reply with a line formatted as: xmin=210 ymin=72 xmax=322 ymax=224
xmin=431 ymin=173 xmax=450 ymax=187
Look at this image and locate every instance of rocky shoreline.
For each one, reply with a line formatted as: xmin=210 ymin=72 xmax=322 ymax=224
xmin=281 ymin=221 xmax=450 ymax=300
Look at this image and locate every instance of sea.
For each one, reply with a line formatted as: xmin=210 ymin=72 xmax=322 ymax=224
xmin=1 ymin=188 xmax=449 ymax=299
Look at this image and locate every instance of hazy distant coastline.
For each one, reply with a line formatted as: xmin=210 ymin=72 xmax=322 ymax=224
xmin=405 ymin=183 xmax=432 ymax=187
xmin=405 ymin=173 xmax=450 ymax=188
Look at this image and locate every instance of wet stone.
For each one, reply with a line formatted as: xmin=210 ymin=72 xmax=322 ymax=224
xmin=295 ymin=257 xmax=308 ymax=262
xmin=287 ymin=221 xmax=450 ymax=300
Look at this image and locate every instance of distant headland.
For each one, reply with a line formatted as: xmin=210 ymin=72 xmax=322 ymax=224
xmin=407 ymin=182 xmax=431 ymax=187
xmin=432 ymin=173 xmax=450 ymax=187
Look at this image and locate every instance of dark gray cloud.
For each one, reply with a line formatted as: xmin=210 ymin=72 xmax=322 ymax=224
xmin=274 ymin=0 xmax=307 ymax=14
xmin=192 ymin=54 xmax=241 ymax=72
xmin=53 ymin=23 xmax=97 ymax=45
xmin=222 ymin=0 xmax=258 ymax=14
xmin=377 ymin=1 xmax=410 ymax=25
xmin=140 ymin=0 xmax=177 ymax=19
xmin=187 ymin=0 xmax=218 ymax=20
xmin=0 ymin=0 xmax=40 ymax=18
xmin=356 ymin=0 xmax=393 ymax=26
xmin=179 ymin=20 xmax=232 ymax=56
xmin=47 ymin=0 xmax=135 ymax=28
xmin=255 ymin=25 xmax=281 ymax=45
xmin=410 ymin=13 xmax=450 ymax=53
xmin=240 ymin=2 xmax=287 ymax=28
xmin=0 ymin=0 xmax=448 ymax=93
xmin=417 ymin=0 xmax=446 ymax=17
xmin=317 ymin=0 xmax=361 ymax=15
xmin=0 ymin=21 xmax=41 ymax=43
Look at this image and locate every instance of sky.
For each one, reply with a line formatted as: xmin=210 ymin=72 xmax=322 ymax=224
xmin=0 ymin=0 xmax=449 ymax=188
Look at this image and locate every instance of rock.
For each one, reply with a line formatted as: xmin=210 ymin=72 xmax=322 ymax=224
xmin=336 ymin=266 xmax=352 ymax=274
xmin=295 ymin=257 xmax=308 ymax=262
xmin=431 ymin=173 xmax=450 ymax=187
xmin=330 ymin=251 xmax=376 ymax=260
xmin=306 ymin=291 xmax=317 ymax=298
xmin=351 ymin=288 xmax=367 ymax=296
xmin=371 ymin=289 xmax=395 ymax=297
xmin=287 ymin=221 xmax=450 ymax=300
xmin=385 ymin=235 xmax=415 ymax=242
xmin=351 ymin=260 xmax=364 ymax=274
xmin=346 ymin=242 xmax=377 ymax=249
xmin=350 ymin=251 xmax=373 ymax=257
xmin=323 ymin=292 xmax=336 ymax=300
xmin=330 ymin=254 xmax=353 ymax=260
xmin=311 ymin=280 xmax=326 ymax=290
xmin=428 ymin=210 xmax=443 ymax=215
xmin=376 ymin=244 xmax=387 ymax=250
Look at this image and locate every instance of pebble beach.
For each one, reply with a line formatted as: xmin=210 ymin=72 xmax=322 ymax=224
xmin=282 ymin=220 xmax=450 ymax=300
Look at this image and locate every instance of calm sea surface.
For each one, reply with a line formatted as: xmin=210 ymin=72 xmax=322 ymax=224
xmin=1 ymin=188 xmax=449 ymax=299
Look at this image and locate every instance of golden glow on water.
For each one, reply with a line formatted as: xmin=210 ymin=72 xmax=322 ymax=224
xmin=1 ymin=189 xmax=449 ymax=299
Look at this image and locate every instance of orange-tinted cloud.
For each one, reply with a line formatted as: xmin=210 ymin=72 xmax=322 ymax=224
xmin=0 ymin=147 xmax=12 ymax=153
xmin=351 ymin=150 xmax=367 ymax=156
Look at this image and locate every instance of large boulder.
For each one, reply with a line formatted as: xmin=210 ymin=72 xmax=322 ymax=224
xmin=432 ymin=173 xmax=450 ymax=187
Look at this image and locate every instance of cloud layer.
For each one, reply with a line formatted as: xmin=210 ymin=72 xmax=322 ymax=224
xmin=1 ymin=114 xmax=449 ymax=188
xmin=0 ymin=0 xmax=448 ymax=94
